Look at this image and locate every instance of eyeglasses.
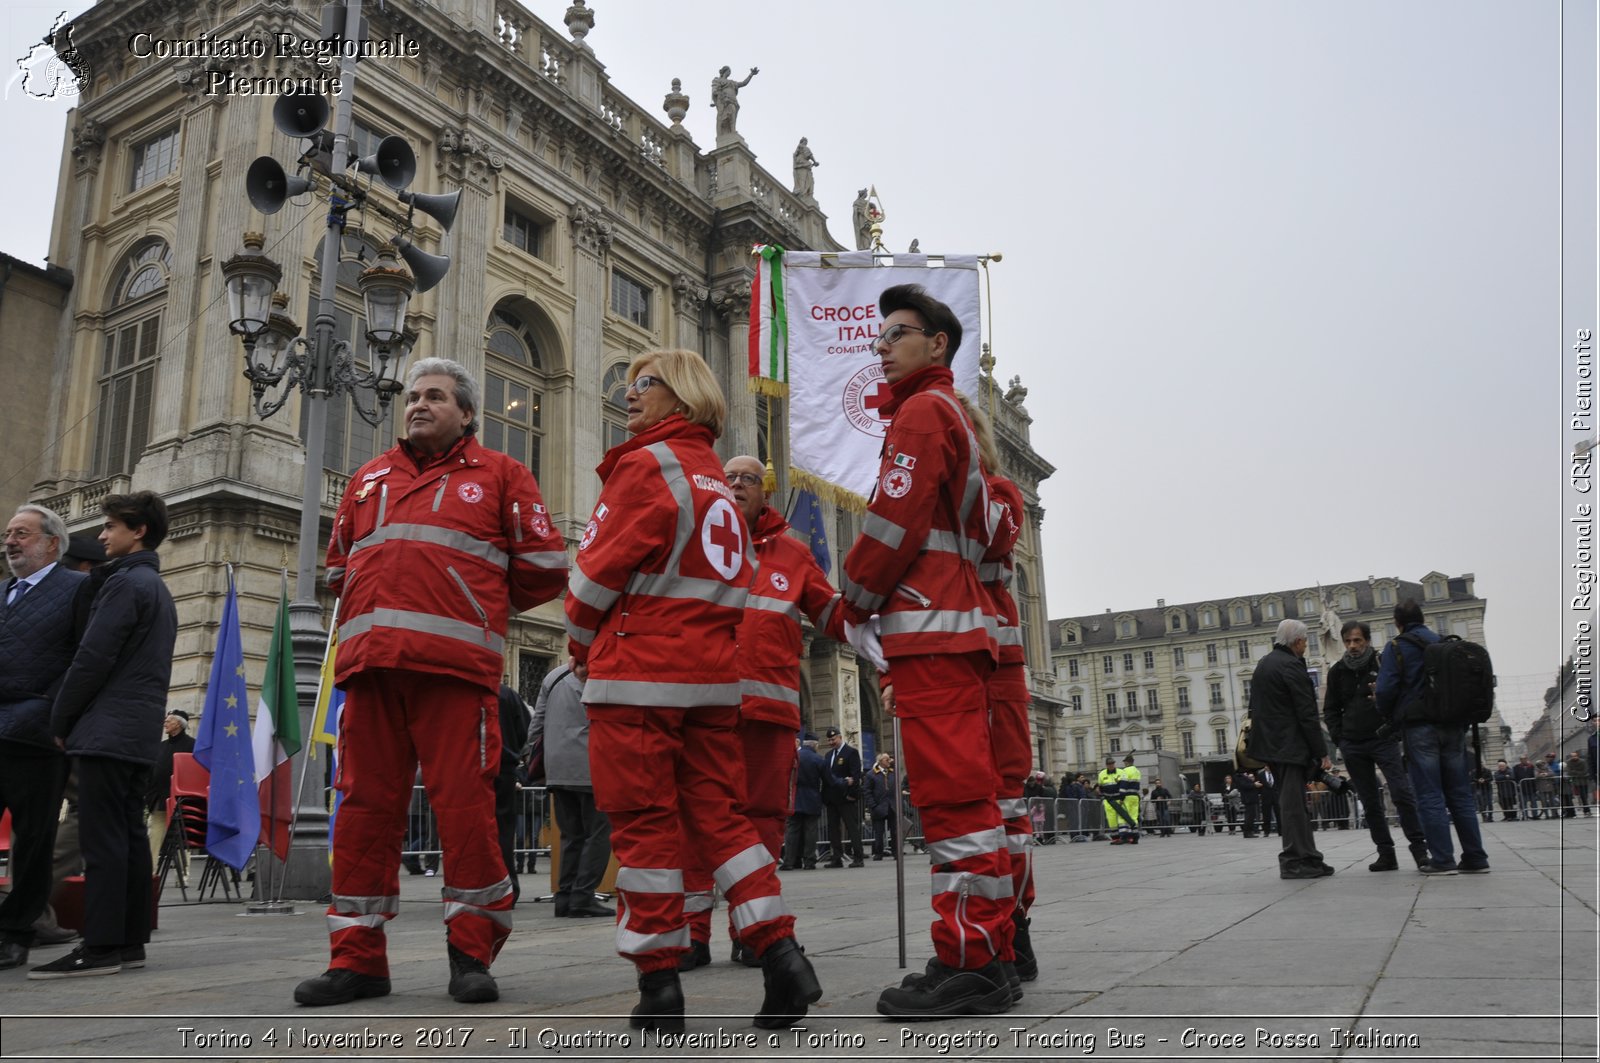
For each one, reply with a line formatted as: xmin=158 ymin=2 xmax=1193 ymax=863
xmin=629 ymin=374 xmax=662 ymax=395
xmin=874 ymin=322 xmax=934 ymax=348
xmin=726 ymin=472 xmax=763 ymax=487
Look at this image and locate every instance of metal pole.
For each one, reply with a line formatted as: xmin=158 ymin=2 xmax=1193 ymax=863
xmin=270 ymin=0 xmax=367 ymax=900
xmin=891 ymin=713 xmax=907 ymax=970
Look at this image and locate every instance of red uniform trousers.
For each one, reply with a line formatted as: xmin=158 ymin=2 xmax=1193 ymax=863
xmin=989 ymin=661 xmax=1035 ymax=918
xmin=683 ymin=716 xmax=795 ymax=944
xmin=894 ymin=652 xmax=1014 ymax=969
xmin=589 ymin=705 xmax=795 ymax=973
xmin=327 ymin=670 xmax=511 ymax=977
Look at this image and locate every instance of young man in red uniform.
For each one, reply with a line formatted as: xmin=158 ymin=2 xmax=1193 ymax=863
xmin=295 ymin=358 xmax=569 ymax=1007
xmin=841 ymin=285 xmax=1014 ymax=1019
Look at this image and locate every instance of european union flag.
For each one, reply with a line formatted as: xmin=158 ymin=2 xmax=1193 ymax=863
xmin=789 ymin=488 xmax=831 ymax=574
xmin=192 ymin=569 xmax=261 ymax=871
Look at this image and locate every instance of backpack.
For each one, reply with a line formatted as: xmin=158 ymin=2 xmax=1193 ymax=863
xmin=1235 ymin=717 xmax=1266 ymax=772
xmin=1397 ymin=633 xmax=1495 ymax=726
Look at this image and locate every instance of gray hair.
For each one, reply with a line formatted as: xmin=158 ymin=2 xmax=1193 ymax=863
xmin=1273 ymin=618 xmax=1309 ymax=646
xmin=406 ymin=357 xmax=481 ymax=430
xmin=15 ymin=504 xmax=68 ymax=552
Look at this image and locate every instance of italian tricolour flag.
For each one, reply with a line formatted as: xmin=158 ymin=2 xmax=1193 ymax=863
xmin=253 ymin=580 xmax=303 ymax=860
xmin=747 ymin=244 xmax=787 ymax=396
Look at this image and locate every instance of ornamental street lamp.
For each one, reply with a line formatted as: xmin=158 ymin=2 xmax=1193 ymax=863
xmin=220 ymin=0 xmax=459 ymax=901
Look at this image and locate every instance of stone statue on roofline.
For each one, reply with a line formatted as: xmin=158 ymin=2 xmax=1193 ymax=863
xmin=711 ymin=65 xmax=758 ymax=137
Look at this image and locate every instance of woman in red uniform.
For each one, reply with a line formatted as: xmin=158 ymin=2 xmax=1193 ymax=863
xmin=564 ymin=349 xmax=821 ymax=1032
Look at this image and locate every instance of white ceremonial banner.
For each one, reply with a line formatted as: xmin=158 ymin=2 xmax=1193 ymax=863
xmin=782 ymin=251 xmax=983 ymax=505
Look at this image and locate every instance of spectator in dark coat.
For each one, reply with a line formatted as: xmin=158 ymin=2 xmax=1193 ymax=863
xmin=144 ymin=709 xmax=194 ymax=863
xmin=866 ymin=753 xmax=898 ymax=860
xmin=782 ymin=736 xmax=825 ymax=870
xmin=1245 ymin=619 xmax=1333 ymax=881
xmin=1149 ymin=779 xmax=1174 ymax=837
xmin=33 ymin=492 xmax=177 ymax=979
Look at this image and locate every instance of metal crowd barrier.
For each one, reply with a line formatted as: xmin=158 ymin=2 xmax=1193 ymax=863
xmin=399 ymin=783 xmax=550 ymax=870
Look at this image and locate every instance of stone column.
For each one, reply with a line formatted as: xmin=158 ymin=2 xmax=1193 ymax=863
xmin=567 ymin=203 xmax=612 ymax=521
xmin=41 ymin=117 xmax=106 ymax=481
xmin=710 ymin=281 xmax=753 ymax=457
xmin=432 ymin=128 xmax=504 ymax=372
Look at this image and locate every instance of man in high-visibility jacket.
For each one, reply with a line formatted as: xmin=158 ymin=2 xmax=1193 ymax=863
xmin=295 ymin=358 xmax=568 ymax=1008
xmin=841 ymin=284 xmax=1013 ymax=1019
xmin=1117 ymin=754 xmax=1142 ymax=845
xmin=1098 ymin=758 xmax=1129 ymax=845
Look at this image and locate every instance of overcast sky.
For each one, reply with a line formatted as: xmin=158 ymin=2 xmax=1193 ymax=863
xmin=0 ymin=2 xmax=1579 ymax=733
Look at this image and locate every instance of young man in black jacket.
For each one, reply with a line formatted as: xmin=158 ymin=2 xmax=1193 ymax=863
xmin=32 ymin=492 xmax=177 ymax=979
xmin=1323 ymin=621 xmax=1429 ymax=871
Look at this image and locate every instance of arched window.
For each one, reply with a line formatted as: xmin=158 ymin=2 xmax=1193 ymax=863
xmin=482 ymin=303 xmax=545 ymax=478
xmin=602 ymin=362 xmax=630 ymax=452
xmin=301 ymin=235 xmax=400 ymax=474
xmin=95 ymin=239 xmax=172 ymax=475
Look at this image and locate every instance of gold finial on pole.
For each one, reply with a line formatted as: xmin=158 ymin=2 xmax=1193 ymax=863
xmin=867 ymin=186 xmax=886 ymax=252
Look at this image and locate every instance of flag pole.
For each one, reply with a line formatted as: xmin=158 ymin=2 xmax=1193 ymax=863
xmin=282 ymin=596 xmax=340 ymax=878
xmin=245 ymin=568 xmax=298 ymax=916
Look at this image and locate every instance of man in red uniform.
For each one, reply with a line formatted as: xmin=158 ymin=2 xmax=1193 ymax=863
xmin=841 ymin=284 xmax=1014 ymax=1019
xmin=295 ymin=357 xmax=568 ymax=1007
xmin=679 ymin=454 xmax=845 ymax=969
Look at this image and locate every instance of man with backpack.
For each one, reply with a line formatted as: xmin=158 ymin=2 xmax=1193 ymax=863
xmin=1374 ymin=599 xmax=1490 ymax=875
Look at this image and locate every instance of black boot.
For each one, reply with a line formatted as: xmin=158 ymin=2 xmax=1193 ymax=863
xmin=676 ymin=939 xmax=711 ymax=972
xmin=293 ymin=968 xmax=391 ymax=1006
xmin=753 ymin=937 xmax=823 ymax=1029
xmin=1408 ymin=843 xmax=1432 ymax=870
xmin=1011 ymin=911 xmax=1038 ymax=981
xmin=1368 ymin=846 xmax=1399 ymax=872
xmin=630 ymin=969 xmax=685 ymax=1033
xmin=447 ymin=945 xmax=499 ymax=1003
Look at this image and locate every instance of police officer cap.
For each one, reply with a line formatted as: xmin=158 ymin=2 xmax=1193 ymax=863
xmin=1104 ymin=756 xmax=1116 ymax=765
xmin=825 ymin=726 xmax=841 ymax=738
xmin=1124 ymin=754 xmax=1136 ymax=764
xmin=802 ymin=732 xmax=818 ymax=741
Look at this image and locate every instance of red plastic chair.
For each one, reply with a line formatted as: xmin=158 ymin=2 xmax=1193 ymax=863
xmin=160 ymin=753 xmax=239 ymax=901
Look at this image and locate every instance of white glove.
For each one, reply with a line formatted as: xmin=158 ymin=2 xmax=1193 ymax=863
xmin=844 ymin=615 xmax=888 ymax=672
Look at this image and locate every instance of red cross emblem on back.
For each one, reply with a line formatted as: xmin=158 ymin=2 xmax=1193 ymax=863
xmin=701 ymin=498 xmax=743 ymax=579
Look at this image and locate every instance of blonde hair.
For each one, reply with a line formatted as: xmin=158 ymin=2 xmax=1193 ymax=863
xmin=953 ymin=390 xmax=1002 ymax=474
xmin=631 ymin=349 xmax=726 ymax=438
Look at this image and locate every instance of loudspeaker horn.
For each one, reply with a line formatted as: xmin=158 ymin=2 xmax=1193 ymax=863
xmin=272 ymin=94 xmax=330 ymax=138
xmin=398 ymin=189 xmax=461 ymax=234
xmin=393 ymin=235 xmax=450 ymax=293
xmin=354 ymin=135 xmax=416 ymax=191
xmin=246 ymin=157 xmax=312 ymax=215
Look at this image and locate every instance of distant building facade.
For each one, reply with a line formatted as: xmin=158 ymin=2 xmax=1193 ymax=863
xmin=1049 ymin=573 xmax=1502 ymax=781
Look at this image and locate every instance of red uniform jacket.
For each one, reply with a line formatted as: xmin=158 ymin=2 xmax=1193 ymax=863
xmin=981 ymin=473 xmax=1026 ymax=668
xmin=566 ymin=416 xmax=751 ymax=707
xmin=841 ymin=365 xmax=997 ymax=662
xmin=327 ymin=433 xmax=568 ymax=693
xmin=738 ymin=506 xmax=847 ymax=729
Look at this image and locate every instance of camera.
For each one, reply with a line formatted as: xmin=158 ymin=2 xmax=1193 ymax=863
xmin=1314 ymin=769 xmax=1347 ymax=793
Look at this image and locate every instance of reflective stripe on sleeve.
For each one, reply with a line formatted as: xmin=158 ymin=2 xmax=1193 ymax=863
xmin=348 ymin=522 xmax=508 ymax=569
xmin=863 ymin=512 xmax=908 ymax=550
xmin=683 ymin=891 xmax=715 ymax=913
xmin=515 ymin=550 xmax=570 ymax=571
xmin=996 ymin=797 xmax=1030 ymax=819
xmin=443 ymin=902 xmax=514 ymax=929
xmin=569 ymin=568 xmax=622 ymax=614
xmin=879 ymin=607 xmax=992 ymax=638
xmin=327 ymin=913 xmax=390 ymax=934
xmin=746 ymin=595 xmax=801 ymax=623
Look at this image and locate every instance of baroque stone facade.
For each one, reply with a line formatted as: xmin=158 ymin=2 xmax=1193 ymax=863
xmin=16 ymin=0 xmax=1058 ymax=754
xmin=1049 ymin=573 xmax=1502 ymax=780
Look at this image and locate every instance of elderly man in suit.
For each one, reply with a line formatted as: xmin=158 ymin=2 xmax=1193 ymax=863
xmin=0 ymin=505 xmax=87 ymax=971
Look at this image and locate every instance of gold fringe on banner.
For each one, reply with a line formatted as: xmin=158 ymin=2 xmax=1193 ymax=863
xmin=791 ymin=467 xmax=868 ymax=514
xmin=747 ymin=376 xmax=789 ymax=399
